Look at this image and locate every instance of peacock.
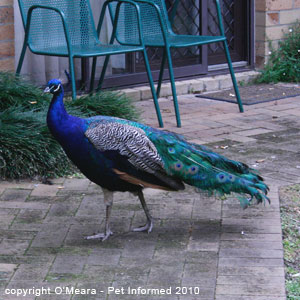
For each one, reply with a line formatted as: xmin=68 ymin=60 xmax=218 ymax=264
xmin=45 ymin=79 xmax=270 ymax=241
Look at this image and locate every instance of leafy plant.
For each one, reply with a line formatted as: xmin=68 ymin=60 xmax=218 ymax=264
xmin=0 ymin=72 xmax=140 ymax=179
xmin=0 ymin=106 xmax=73 ymax=179
xmin=280 ymin=184 xmax=300 ymax=300
xmin=0 ymin=72 xmax=50 ymax=110
xmin=256 ymin=22 xmax=300 ymax=83
xmin=68 ymin=90 xmax=140 ymax=121
xmin=286 ymin=279 xmax=300 ymax=300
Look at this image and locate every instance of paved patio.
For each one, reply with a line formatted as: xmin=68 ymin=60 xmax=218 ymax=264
xmin=1 ymin=91 xmax=299 ymax=300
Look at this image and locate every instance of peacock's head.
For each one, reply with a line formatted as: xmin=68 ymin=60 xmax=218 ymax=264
xmin=44 ymin=79 xmax=62 ymax=95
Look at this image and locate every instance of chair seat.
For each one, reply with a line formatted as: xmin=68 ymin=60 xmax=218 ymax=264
xmin=31 ymin=43 xmax=144 ymax=57
xmin=139 ymin=34 xmax=226 ymax=47
xmin=169 ymin=34 xmax=226 ymax=47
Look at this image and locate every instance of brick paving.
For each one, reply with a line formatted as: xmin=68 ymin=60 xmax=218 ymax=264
xmin=1 ymin=92 xmax=299 ymax=299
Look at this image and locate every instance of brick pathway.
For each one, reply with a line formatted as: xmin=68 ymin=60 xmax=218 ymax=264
xmin=1 ymin=92 xmax=299 ymax=299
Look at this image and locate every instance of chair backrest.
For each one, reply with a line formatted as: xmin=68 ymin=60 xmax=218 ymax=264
xmin=109 ymin=0 xmax=173 ymax=45
xmin=18 ymin=0 xmax=98 ymax=52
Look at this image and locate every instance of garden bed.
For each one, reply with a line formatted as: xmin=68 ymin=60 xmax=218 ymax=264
xmin=279 ymin=184 xmax=300 ymax=300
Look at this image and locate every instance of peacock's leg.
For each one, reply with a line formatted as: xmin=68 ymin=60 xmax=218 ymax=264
xmin=133 ymin=190 xmax=153 ymax=233
xmin=85 ymin=188 xmax=113 ymax=241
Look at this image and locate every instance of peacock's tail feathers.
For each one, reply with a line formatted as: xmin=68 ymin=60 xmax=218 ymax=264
xmin=148 ymin=131 xmax=270 ymax=207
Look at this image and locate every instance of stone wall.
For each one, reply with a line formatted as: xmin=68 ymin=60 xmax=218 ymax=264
xmin=256 ymin=0 xmax=300 ymax=68
xmin=0 ymin=0 xmax=14 ymax=71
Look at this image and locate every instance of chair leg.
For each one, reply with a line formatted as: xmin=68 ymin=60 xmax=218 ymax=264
xmin=90 ymin=57 xmax=97 ymax=93
xmin=156 ymin=49 xmax=167 ymax=98
xmin=223 ymin=40 xmax=244 ymax=113
xmin=142 ymin=49 xmax=164 ymax=128
xmin=165 ymin=47 xmax=181 ymax=128
xmin=96 ymin=55 xmax=110 ymax=92
xmin=68 ymin=56 xmax=77 ymax=100
xmin=16 ymin=41 xmax=27 ymax=75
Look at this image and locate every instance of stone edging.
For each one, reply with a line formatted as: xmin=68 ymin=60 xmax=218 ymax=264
xmin=119 ymin=71 xmax=259 ymax=101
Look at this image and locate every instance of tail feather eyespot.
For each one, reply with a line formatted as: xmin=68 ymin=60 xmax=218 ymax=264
xmin=188 ymin=165 xmax=199 ymax=175
xmin=217 ymin=172 xmax=228 ymax=183
xmin=168 ymin=147 xmax=176 ymax=154
xmin=228 ymin=174 xmax=236 ymax=182
xmin=173 ymin=161 xmax=183 ymax=171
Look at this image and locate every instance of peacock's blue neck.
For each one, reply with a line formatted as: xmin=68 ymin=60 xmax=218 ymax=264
xmin=47 ymin=88 xmax=86 ymax=151
xmin=48 ymin=88 xmax=67 ymax=116
xmin=47 ymin=89 xmax=70 ymax=139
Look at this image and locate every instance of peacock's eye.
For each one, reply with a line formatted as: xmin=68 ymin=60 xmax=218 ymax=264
xmin=51 ymin=84 xmax=61 ymax=93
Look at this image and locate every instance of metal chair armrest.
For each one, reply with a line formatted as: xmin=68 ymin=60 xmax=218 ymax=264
xmin=25 ymin=5 xmax=73 ymax=54
xmin=130 ymin=0 xmax=169 ymax=44
xmin=98 ymin=0 xmax=145 ymax=45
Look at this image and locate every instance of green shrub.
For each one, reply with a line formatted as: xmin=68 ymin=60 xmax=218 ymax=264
xmin=0 ymin=72 xmax=140 ymax=179
xmin=256 ymin=22 xmax=300 ymax=83
xmin=280 ymin=184 xmax=300 ymax=300
xmin=0 ymin=72 xmax=50 ymax=110
xmin=286 ymin=279 xmax=300 ymax=300
xmin=0 ymin=107 xmax=74 ymax=179
xmin=68 ymin=90 xmax=140 ymax=121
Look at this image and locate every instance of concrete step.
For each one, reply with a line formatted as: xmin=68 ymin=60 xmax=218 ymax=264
xmin=118 ymin=70 xmax=259 ymax=101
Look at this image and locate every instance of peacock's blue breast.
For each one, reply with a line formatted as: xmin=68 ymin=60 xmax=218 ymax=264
xmin=50 ymin=117 xmax=138 ymax=192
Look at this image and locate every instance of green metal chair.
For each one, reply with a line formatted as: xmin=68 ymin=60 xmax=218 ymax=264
xmin=16 ymin=0 xmax=164 ymax=127
xmin=106 ymin=0 xmax=244 ymax=127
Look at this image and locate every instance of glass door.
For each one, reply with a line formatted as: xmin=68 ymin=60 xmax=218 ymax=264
xmin=102 ymin=0 xmax=252 ymax=88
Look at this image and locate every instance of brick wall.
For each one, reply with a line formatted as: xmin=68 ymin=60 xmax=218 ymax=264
xmin=0 ymin=0 xmax=14 ymax=71
xmin=256 ymin=0 xmax=300 ymax=68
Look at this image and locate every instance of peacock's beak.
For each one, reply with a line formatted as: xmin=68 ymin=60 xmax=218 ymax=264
xmin=44 ymin=86 xmax=51 ymax=93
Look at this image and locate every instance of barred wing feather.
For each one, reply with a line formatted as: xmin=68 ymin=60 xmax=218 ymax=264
xmin=85 ymin=122 xmax=165 ymax=174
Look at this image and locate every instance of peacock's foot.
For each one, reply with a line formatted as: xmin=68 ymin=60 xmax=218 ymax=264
xmin=84 ymin=230 xmax=113 ymax=241
xmin=133 ymin=220 xmax=153 ymax=233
